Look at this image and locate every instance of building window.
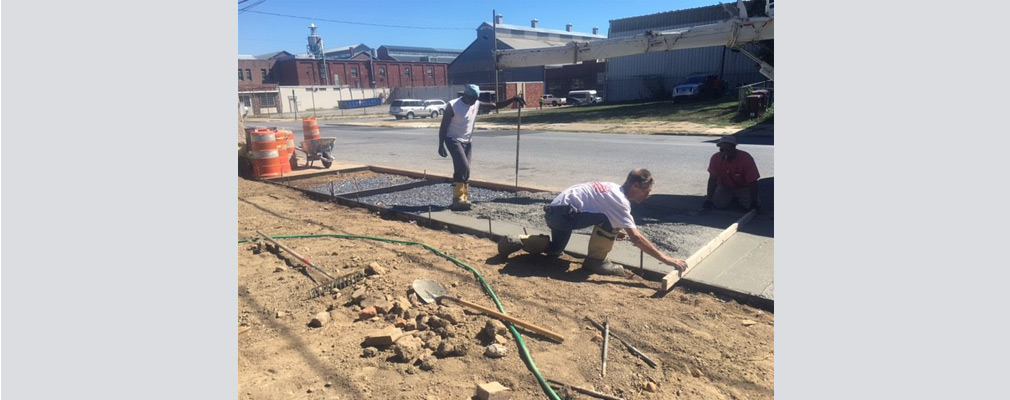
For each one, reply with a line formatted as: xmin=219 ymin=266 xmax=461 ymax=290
xmin=256 ymin=93 xmax=276 ymax=107
xmin=405 ymin=67 xmax=411 ymax=77
xmin=379 ymin=67 xmax=386 ymax=78
xmin=245 ymin=69 xmax=252 ymax=80
xmin=238 ymin=69 xmax=244 ymax=81
xmin=427 ymin=67 xmax=434 ymax=77
xmin=351 ymin=66 xmax=358 ymax=78
xmin=261 ymin=69 xmax=268 ymax=81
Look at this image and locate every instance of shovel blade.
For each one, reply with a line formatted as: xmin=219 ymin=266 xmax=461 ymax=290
xmin=412 ymin=279 xmax=447 ymax=304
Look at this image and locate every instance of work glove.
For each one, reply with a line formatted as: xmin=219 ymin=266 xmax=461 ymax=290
xmin=438 ymin=145 xmax=447 ymax=158
xmin=513 ymin=96 xmax=526 ymax=108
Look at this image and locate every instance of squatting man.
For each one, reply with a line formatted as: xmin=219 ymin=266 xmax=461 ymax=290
xmin=499 ymin=169 xmax=688 ymax=276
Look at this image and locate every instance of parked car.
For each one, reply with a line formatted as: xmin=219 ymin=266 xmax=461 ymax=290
xmin=422 ymin=99 xmax=447 ymax=118
xmin=671 ymin=74 xmax=725 ymax=102
xmin=540 ymin=94 xmax=566 ymax=106
xmin=389 ymin=99 xmax=426 ymax=120
xmin=567 ymin=90 xmax=602 ymax=106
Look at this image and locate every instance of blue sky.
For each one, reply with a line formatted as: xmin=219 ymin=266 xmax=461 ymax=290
xmin=238 ymin=0 xmax=728 ymax=56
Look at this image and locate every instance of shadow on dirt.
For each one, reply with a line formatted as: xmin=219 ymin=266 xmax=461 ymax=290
xmin=490 ymin=253 xmax=652 ymax=290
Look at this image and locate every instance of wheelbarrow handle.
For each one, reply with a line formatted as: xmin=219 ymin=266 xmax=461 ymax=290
xmin=438 ymin=296 xmax=564 ymax=343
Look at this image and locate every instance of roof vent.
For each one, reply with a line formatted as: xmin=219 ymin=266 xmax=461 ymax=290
xmin=593 ymin=27 xmax=599 ymax=35
xmin=531 ymin=19 xmax=539 ymax=28
xmin=566 ymin=23 xmax=573 ymax=32
xmin=495 ymin=14 xmax=503 ymax=24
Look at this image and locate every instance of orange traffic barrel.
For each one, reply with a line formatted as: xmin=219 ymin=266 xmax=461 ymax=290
xmin=302 ymin=117 xmax=321 ymax=141
xmin=250 ymin=129 xmax=282 ymax=178
xmin=274 ymin=130 xmax=291 ymax=174
xmin=281 ymin=129 xmax=296 ymax=170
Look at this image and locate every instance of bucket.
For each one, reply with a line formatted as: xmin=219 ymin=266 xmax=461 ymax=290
xmin=302 ymin=117 xmax=321 ymax=141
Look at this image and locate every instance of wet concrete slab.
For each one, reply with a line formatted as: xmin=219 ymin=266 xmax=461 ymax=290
xmin=684 ymin=215 xmax=774 ymax=300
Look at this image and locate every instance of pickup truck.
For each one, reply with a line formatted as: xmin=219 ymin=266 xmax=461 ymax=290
xmin=540 ymin=94 xmax=566 ymax=106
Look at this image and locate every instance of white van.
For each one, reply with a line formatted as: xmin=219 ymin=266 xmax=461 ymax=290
xmin=567 ymin=90 xmax=602 ymax=106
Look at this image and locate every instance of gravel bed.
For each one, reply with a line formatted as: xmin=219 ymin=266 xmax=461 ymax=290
xmin=356 ymin=185 xmax=737 ymax=259
xmin=302 ymin=173 xmax=421 ymax=196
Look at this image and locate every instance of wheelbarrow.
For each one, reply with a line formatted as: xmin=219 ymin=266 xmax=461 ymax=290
xmin=296 ymin=137 xmax=336 ymax=169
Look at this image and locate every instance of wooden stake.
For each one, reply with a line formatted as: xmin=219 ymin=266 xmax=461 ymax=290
xmin=602 ymin=317 xmax=610 ymax=378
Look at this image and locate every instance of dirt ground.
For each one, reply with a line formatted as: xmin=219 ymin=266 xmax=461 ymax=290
xmin=238 ymin=177 xmax=773 ymax=400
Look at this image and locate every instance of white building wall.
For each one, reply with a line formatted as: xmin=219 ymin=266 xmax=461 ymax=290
xmin=276 ymin=86 xmax=392 ymax=112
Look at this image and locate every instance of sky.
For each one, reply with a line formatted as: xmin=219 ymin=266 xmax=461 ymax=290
xmin=238 ymin=0 xmax=730 ymax=56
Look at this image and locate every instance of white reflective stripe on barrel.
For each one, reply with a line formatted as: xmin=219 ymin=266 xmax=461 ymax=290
xmin=253 ymin=150 xmax=279 ymax=159
xmin=251 ymin=133 xmax=276 ymax=142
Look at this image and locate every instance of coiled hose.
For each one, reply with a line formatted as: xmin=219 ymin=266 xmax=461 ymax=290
xmin=240 ymin=233 xmax=562 ymax=400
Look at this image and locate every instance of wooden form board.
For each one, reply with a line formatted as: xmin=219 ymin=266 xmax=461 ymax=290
xmin=661 ymin=210 xmax=756 ymax=291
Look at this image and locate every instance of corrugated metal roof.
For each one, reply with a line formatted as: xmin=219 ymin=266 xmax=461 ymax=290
xmin=380 ymin=45 xmax=462 ymax=54
xmin=238 ymin=55 xmax=257 ymax=60
xmin=254 ymin=51 xmax=291 ymax=60
xmin=609 ymin=2 xmax=742 ymax=35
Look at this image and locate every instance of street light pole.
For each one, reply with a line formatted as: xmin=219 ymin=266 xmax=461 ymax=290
xmin=311 ymin=86 xmax=317 ymax=118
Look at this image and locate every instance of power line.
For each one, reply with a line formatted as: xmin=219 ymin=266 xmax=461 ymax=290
xmin=244 ymin=10 xmax=471 ymax=30
xmin=239 ymin=0 xmax=267 ymax=14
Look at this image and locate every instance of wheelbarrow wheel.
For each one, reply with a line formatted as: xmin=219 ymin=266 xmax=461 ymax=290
xmin=322 ymin=160 xmax=333 ymax=169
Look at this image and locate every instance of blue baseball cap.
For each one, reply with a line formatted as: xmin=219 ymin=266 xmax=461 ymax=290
xmin=463 ymin=84 xmax=480 ymax=98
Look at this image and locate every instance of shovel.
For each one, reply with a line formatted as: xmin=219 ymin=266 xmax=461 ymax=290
xmin=412 ymin=279 xmax=565 ymax=343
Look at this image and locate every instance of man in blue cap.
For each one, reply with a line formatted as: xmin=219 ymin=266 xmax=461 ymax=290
xmin=438 ymin=84 xmax=525 ymax=210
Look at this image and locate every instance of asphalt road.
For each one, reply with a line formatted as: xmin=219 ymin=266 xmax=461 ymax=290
xmin=266 ymin=119 xmax=774 ymax=196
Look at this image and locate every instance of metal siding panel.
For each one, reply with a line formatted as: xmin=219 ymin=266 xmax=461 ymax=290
xmin=605 ymin=3 xmax=767 ymax=102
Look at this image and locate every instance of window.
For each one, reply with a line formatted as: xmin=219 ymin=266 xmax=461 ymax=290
xmin=379 ymin=67 xmax=386 ymax=78
xmin=427 ymin=67 xmax=434 ymax=77
xmin=351 ymin=66 xmax=358 ymax=78
xmin=238 ymin=69 xmax=244 ymax=81
xmin=261 ymin=69 xmax=268 ymax=81
xmin=245 ymin=69 xmax=252 ymax=80
xmin=405 ymin=67 xmax=411 ymax=77
xmin=256 ymin=93 xmax=276 ymax=107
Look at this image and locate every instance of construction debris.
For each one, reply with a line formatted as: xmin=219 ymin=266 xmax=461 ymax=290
xmin=484 ymin=343 xmax=508 ymax=358
xmin=475 ymin=381 xmax=512 ymax=400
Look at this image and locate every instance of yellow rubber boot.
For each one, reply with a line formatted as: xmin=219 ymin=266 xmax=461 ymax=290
xmin=449 ymin=182 xmax=471 ymax=211
xmin=583 ymin=225 xmax=625 ymax=275
xmin=461 ymin=183 xmax=474 ymax=208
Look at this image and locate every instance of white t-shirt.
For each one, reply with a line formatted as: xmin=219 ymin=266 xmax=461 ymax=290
xmin=550 ymin=181 xmax=636 ymax=229
xmin=445 ymin=97 xmax=479 ymax=143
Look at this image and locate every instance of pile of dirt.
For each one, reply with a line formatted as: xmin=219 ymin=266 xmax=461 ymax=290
xmin=238 ymin=177 xmax=773 ymax=399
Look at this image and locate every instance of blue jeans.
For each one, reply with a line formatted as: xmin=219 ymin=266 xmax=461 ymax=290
xmin=543 ymin=205 xmax=613 ymax=254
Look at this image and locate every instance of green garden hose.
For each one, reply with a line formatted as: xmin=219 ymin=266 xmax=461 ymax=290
xmin=240 ymin=233 xmax=562 ymax=400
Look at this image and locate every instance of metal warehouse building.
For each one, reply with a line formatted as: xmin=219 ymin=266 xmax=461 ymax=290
xmin=605 ymin=2 xmax=770 ymax=102
xmin=449 ymin=15 xmax=605 ymax=86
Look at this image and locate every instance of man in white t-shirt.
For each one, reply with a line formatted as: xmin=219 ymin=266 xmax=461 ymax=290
xmin=438 ymin=84 xmax=525 ymax=211
xmin=541 ymin=169 xmax=688 ymax=276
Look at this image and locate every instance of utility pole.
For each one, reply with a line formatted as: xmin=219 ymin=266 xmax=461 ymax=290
xmin=493 ymin=9 xmax=500 ymax=114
